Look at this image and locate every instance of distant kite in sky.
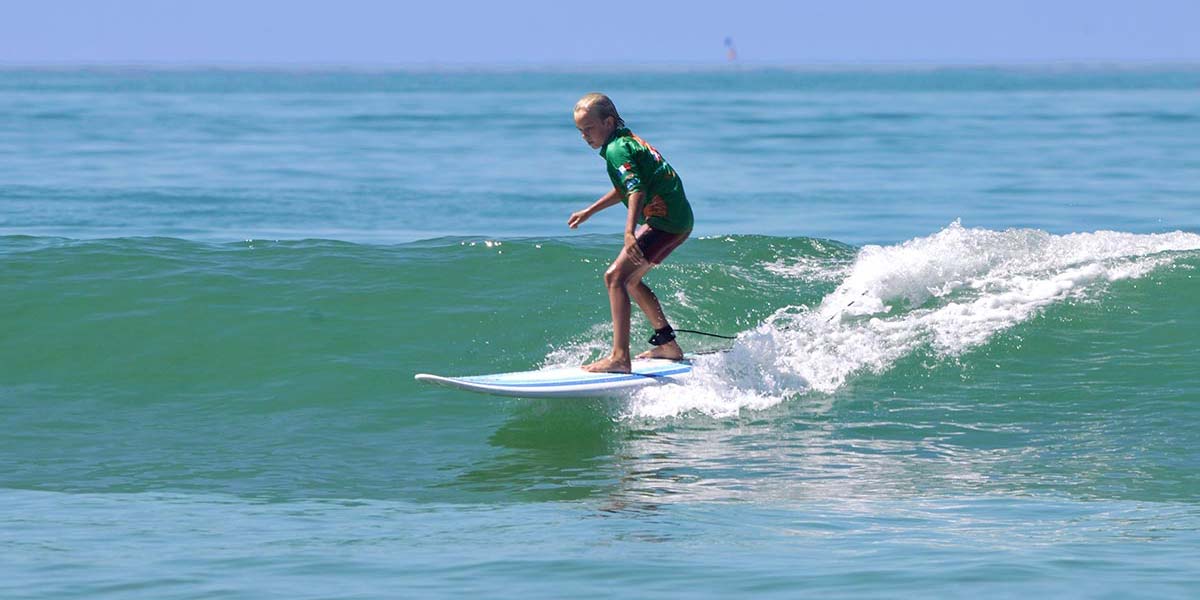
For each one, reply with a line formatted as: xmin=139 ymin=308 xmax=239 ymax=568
xmin=724 ymin=37 xmax=738 ymax=62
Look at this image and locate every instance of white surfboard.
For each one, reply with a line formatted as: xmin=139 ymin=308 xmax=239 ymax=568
xmin=414 ymin=357 xmax=692 ymax=398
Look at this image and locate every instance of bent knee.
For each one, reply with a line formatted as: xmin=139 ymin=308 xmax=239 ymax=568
xmin=603 ymin=267 xmax=637 ymax=289
xmin=602 ymin=268 xmax=624 ymax=289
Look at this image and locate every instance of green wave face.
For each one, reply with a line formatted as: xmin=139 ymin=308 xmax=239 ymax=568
xmin=4 ymin=225 xmax=1196 ymax=412
xmin=3 ymin=226 xmax=1199 ymax=508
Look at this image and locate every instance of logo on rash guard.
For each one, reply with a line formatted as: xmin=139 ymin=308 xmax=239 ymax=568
xmin=618 ymin=162 xmax=640 ymax=191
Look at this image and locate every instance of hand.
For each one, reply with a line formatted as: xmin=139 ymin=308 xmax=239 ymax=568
xmin=623 ymin=231 xmax=644 ymax=265
xmin=568 ymin=209 xmax=590 ymax=229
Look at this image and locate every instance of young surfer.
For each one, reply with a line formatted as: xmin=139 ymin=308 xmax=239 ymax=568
xmin=568 ymin=93 xmax=694 ymax=373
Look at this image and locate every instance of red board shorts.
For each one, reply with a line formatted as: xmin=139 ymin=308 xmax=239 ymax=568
xmin=635 ymin=225 xmax=690 ymax=265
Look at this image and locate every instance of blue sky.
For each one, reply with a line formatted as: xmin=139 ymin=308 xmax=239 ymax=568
xmin=3 ymin=0 xmax=1198 ymax=65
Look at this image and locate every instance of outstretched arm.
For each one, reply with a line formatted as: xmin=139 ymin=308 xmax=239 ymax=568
xmin=568 ymin=187 xmax=624 ymax=228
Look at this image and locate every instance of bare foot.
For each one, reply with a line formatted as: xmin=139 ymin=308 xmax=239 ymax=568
xmin=635 ymin=340 xmax=684 ymax=361
xmin=584 ymin=354 xmax=632 ymax=373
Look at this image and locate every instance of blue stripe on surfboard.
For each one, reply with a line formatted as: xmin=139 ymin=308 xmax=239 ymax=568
xmin=457 ymin=365 xmax=692 ymax=388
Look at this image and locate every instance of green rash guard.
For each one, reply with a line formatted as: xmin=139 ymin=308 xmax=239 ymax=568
xmin=600 ymin=128 xmax=694 ymax=234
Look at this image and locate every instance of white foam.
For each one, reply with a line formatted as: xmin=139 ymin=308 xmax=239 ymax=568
xmin=624 ymin=222 xmax=1200 ymax=419
xmin=541 ymin=322 xmax=612 ymax=369
xmin=762 ymin=255 xmax=851 ymax=283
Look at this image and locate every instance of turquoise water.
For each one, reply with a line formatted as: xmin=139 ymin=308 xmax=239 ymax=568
xmin=2 ymin=67 xmax=1199 ymax=598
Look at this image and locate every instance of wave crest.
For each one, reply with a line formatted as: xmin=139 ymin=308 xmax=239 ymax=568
xmin=625 ymin=223 xmax=1200 ymax=418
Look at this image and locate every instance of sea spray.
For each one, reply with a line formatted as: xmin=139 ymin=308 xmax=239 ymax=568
xmin=625 ymin=223 xmax=1200 ymax=418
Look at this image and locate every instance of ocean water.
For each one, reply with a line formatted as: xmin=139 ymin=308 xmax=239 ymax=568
xmin=2 ymin=66 xmax=1199 ymax=598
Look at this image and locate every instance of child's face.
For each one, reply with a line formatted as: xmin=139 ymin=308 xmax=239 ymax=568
xmin=574 ymin=110 xmax=615 ymax=149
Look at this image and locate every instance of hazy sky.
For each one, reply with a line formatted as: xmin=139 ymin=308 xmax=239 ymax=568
xmin=3 ymin=0 xmax=1198 ymax=65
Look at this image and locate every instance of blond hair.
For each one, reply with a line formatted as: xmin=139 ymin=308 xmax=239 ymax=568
xmin=574 ymin=92 xmax=625 ymax=128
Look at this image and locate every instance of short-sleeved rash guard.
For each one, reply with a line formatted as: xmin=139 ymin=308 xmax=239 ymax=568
xmin=600 ymin=128 xmax=694 ymax=234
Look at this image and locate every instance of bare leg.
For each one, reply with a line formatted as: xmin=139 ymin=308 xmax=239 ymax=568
xmin=629 ymin=281 xmax=684 ymax=360
xmin=584 ymin=255 xmax=654 ymax=373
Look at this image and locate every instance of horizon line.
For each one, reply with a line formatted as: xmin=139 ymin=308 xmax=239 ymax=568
xmin=3 ymin=58 xmax=1200 ymax=73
